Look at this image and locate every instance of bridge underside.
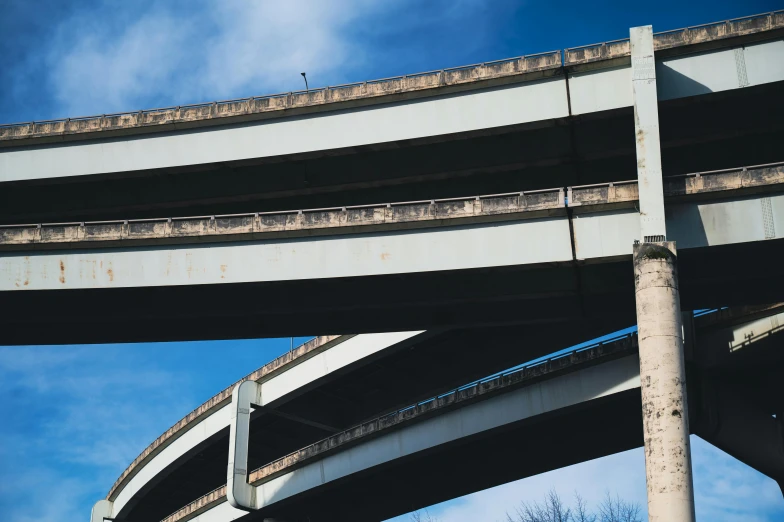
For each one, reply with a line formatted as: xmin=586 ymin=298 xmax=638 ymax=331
xmin=212 ymin=322 xmax=784 ymax=522
xmin=253 ymin=390 xmax=644 ymax=522
xmin=3 ymin=238 xmax=784 ymax=345
xmin=118 ymin=320 xmax=631 ymax=522
xmin=1 ymin=81 xmax=783 ymax=225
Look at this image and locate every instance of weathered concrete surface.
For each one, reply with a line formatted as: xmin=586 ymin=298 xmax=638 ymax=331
xmin=633 ymin=242 xmax=695 ymax=522
xmin=162 ymin=338 xmax=639 ymax=521
xmin=107 ymin=335 xmax=344 ymax=502
xmin=1 ymin=164 xmax=782 ymax=293
xmin=631 ymin=25 xmax=667 ymax=242
xmin=564 ymin=10 xmax=784 ymax=66
xmin=107 ymin=331 xmax=424 ymax=522
xmin=1 ymin=11 xmax=780 ymax=146
xmin=0 ymin=53 xmax=562 ymax=144
xmin=1 ymin=163 xmax=782 ymax=250
xmin=0 ymin=189 xmax=565 ymax=250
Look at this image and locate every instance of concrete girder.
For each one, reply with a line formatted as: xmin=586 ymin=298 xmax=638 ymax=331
xmin=3 ymin=37 xmax=784 ymax=185
xmin=693 ymin=378 xmax=784 ymax=494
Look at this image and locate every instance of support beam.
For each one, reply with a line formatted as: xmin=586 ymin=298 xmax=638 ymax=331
xmin=633 ymin=242 xmax=696 ymax=522
xmin=694 ymin=380 xmax=784 ymax=495
xmin=227 ymin=380 xmax=262 ymax=512
xmin=258 ymin=406 xmax=340 ymax=433
xmin=90 ymin=500 xmax=113 ymax=522
xmin=631 ymin=25 xmax=666 ymax=242
xmin=631 ymin=24 xmax=695 ymax=520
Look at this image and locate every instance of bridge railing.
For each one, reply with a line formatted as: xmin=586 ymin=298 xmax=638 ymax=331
xmin=245 ymin=332 xmax=639 ymax=485
xmin=4 ymin=10 xmax=783 ymax=142
xmin=3 ymin=161 xmax=783 ymax=247
xmin=0 ymin=51 xmax=561 ymax=141
xmin=159 ymin=331 xmax=639 ymax=522
xmin=0 ymin=188 xmax=565 ymax=246
xmin=564 ymin=9 xmax=784 ymax=65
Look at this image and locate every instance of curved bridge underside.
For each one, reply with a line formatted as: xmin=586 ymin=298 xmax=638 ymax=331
xmin=99 ymin=304 xmax=784 ymax=522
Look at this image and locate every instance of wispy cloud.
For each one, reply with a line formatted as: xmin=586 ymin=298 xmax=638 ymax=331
xmin=0 ymin=343 xmax=197 ymax=522
xmin=0 ymin=336 xmax=299 ymax=522
xmin=35 ymin=0 xmax=501 ymax=118
xmin=692 ymin=436 xmax=784 ymax=521
xmin=43 ymin=0 xmax=396 ymax=116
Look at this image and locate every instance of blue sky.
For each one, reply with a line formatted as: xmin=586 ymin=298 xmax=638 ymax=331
xmin=1 ymin=1 xmax=783 ymax=521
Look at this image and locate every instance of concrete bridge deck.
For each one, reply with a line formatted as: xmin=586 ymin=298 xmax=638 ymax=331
xmin=3 ymin=11 xmax=781 ymax=148
xmin=173 ymin=342 xmax=642 ymax=522
xmin=106 ymin=318 xmax=632 ymax=522
xmin=97 ymin=305 xmax=784 ymax=522
xmin=1 ymin=163 xmax=783 ymax=345
xmin=1 ymin=162 xmax=782 ymax=287
xmin=93 ymin=305 xmax=784 ymax=522
xmin=2 ymin=12 xmax=783 ymax=229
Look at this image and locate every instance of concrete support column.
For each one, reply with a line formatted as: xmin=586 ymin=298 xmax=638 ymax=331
xmin=634 ymin=242 xmax=696 ymax=522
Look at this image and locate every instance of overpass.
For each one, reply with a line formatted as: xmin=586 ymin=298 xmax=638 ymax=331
xmin=1 ymin=12 xmax=783 ymax=345
xmin=0 ymin=9 xmax=779 ymax=522
xmin=88 ymin=304 xmax=784 ymax=522
xmin=1 ymin=163 xmax=783 ymax=344
xmin=1 ymin=12 xmax=783 ymax=227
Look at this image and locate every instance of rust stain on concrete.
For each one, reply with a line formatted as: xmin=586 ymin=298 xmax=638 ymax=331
xmin=59 ymin=260 xmax=65 ymax=284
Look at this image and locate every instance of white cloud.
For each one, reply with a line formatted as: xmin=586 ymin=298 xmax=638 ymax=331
xmin=201 ymin=0 xmax=374 ymax=97
xmin=46 ymin=0 xmax=385 ymax=116
xmin=0 ymin=343 xmax=194 ymax=522
xmin=692 ymin=436 xmax=784 ymax=521
xmin=41 ymin=0 xmax=500 ymax=118
xmin=53 ymin=13 xmax=193 ymax=115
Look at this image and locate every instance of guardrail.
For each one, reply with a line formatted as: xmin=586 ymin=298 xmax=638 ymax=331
xmin=2 ymin=9 xmax=782 ymax=143
xmin=245 ymin=331 xmax=638 ymax=482
xmin=0 ymin=188 xmax=565 ymax=246
xmin=106 ymin=335 xmax=341 ymax=503
xmin=564 ymin=9 xmax=784 ymax=65
xmin=568 ymin=161 xmax=784 ymax=208
xmin=3 ymin=162 xmax=783 ymax=248
xmin=0 ymin=51 xmax=561 ymax=141
xmin=160 ymin=331 xmax=639 ymax=522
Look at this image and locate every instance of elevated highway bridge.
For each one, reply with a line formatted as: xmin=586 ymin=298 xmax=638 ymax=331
xmin=0 ymin=12 xmax=782 ymax=225
xmin=1 ymin=163 xmax=783 ymax=344
xmin=88 ymin=304 xmax=784 ymax=522
xmin=0 ymin=9 xmax=781 ymax=522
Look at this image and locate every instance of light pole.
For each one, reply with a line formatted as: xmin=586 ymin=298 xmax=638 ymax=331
xmin=301 ymin=72 xmax=308 ymax=92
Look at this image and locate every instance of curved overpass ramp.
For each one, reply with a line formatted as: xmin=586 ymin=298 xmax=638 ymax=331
xmin=101 ymin=315 xmax=630 ymax=522
xmin=92 ymin=304 xmax=784 ymax=522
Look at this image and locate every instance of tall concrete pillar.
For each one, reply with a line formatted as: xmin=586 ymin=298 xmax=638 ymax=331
xmin=630 ymin=24 xmax=696 ymax=521
xmin=634 ymin=242 xmax=695 ymax=522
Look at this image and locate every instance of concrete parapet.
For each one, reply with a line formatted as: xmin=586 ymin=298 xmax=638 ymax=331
xmin=106 ymin=335 xmax=346 ymax=502
xmin=0 ymin=52 xmax=561 ymax=145
xmin=564 ymin=10 xmax=784 ymax=66
xmin=4 ymin=11 xmax=782 ymax=146
xmin=161 ymin=336 xmax=638 ymax=522
xmin=3 ymin=162 xmax=783 ymax=251
xmin=0 ymin=188 xmax=565 ymax=250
